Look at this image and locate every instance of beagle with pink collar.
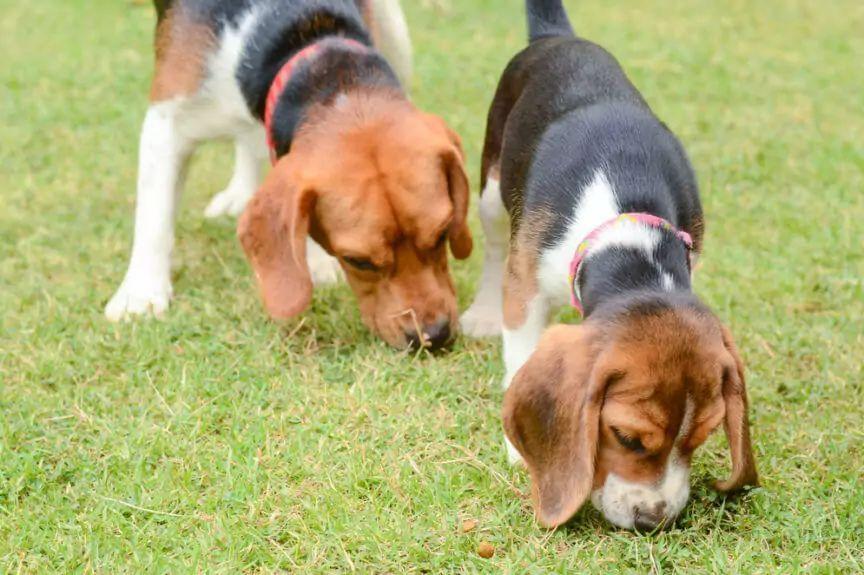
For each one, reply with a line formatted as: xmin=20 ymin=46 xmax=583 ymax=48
xmin=461 ymin=0 xmax=758 ymax=529
xmin=106 ymin=0 xmax=472 ymax=351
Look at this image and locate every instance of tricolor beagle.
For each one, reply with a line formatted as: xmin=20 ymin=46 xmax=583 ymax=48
xmin=106 ymin=0 xmax=472 ymax=350
xmin=461 ymin=0 xmax=758 ymax=529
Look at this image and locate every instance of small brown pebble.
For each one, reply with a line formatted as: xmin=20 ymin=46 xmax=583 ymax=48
xmin=461 ymin=519 xmax=478 ymax=533
xmin=477 ymin=542 xmax=495 ymax=559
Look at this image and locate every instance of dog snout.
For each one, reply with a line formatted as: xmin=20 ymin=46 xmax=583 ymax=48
xmin=633 ymin=501 xmax=669 ymax=532
xmin=405 ymin=318 xmax=453 ymax=351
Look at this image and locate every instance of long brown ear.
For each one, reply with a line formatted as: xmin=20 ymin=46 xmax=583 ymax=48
xmin=443 ymin=146 xmax=473 ymax=259
xmin=237 ymin=156 xmax=315 ymax=320
xmin=502 ymin=324 xmax=613 ymax=528
xmin=424 ymin=113 xmax=473 ymax=259
xmin=714 ymin=325 xmax=759 ymax=492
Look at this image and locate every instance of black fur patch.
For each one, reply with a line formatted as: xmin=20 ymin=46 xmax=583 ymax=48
xmin=236 ymin=1 xmax=376 ymax=119
xmin=170 ymin=1 xmax=400 ymax=154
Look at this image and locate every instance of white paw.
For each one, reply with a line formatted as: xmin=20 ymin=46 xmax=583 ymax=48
xmin=105 ymin=277 xmax=173 ymax=322
xmin=204 ymin=187 xmax=251 ymax=219
xmin=505 ymin=436 xmax=524 ymax=466
xmin=460 ymin=303 xmax=503 ymax=337
xmin=307 ymin=239 xmax=344 ymax=286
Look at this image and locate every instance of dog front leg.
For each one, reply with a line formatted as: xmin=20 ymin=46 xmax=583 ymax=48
xmin=106 ymin=102 xmax=193 ymax=321
xmin=460 ymin=173 xmax=510 ymax=337
xmin=500 ymin=258 xmax=550 ymax=463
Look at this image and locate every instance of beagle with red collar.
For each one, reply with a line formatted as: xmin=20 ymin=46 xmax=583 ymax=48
xmin=106 ymin=0 xmax=472 ymax=350
xmin=461 ymin=0 xmax=758 ymax=529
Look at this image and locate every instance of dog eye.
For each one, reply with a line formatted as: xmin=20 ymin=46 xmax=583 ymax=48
xmin=343 ymin=256 xmax=379 ymax=272
xmin=611 ymin=426 xmax=645 ymax=453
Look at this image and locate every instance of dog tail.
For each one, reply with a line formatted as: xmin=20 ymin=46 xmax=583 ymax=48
xmin=364 ymin=0 xmax=413 ymax=87
xmin=526 ymin=0 xmax=574 ymax=43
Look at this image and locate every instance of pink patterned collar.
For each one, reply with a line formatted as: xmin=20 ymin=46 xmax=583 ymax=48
xmin=568 ymin=213 xmax=694 ymax=314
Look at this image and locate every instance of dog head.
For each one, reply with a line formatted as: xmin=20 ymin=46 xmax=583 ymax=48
xmin=238 ymin=93 xmax=472 ymax=350
xmin=503 ymin=295 xmax=758 ymax=530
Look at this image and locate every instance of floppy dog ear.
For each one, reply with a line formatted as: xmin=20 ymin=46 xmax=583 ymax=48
xmin=238 ymin=156 xmax=315 ymax=320
xmin=714 ymin=325 xmax=759 ymax=493
xmin=424 ymin=113 xmax=473 ymax=259
xmin=503 ymin=324 xmax=615 ymax=528
xmin=443 ymin=146 xmax=473 ymax=259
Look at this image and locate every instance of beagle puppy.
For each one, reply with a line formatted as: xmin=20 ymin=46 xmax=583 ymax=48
xmin=106 ymin=0 xmax=472 ymax=350
xmin=461 ymin=0 xmax=758 ymax=529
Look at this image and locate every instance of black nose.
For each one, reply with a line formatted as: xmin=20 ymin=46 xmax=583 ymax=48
xmin=405 ymin=320 xmax=452 ymax=352
xmin=633 ymin=502 xmax=668 ymax=532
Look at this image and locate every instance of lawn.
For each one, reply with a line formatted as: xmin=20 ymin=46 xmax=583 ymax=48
xmin=1 ymin=0 xmax=863 ymax=572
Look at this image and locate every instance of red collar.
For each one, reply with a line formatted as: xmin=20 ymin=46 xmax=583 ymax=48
xmin=568 ymin=213 xmax=694 ymax=314
xmin=264 ymin=37 xmax=368 ymax=163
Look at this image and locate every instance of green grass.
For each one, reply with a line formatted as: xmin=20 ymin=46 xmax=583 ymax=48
xmin=1 ymin=0 xmax=863 ymax=572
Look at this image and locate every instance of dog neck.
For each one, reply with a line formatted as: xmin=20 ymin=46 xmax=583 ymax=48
xmin=573 ymin=218 xmax=693 ymax=317
xmin=264 ymin=36 xmax=402 ymax=160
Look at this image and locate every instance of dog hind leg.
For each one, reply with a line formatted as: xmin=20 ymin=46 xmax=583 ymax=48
xmin=365 ymin=0 xmax=413 ymax=87
xmin=205 ymin=127 xmax=267 ymax=218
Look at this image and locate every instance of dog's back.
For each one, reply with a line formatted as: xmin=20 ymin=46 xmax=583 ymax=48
xmin=490 ymin=2 xmax=676 ymax=225
xmin=464 ymin=0 xmax=702 ymax=336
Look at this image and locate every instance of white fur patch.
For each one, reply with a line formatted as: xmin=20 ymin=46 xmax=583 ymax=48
xmin=460 ymin=177 xmax=509 ymax=337
xmin=584 ymin=219 xmax=662 ymax=256
xmin=591 ymin=398 xmax=695 ymax=529
xmin=591 ymin=455 xmax=691 ymax=530
xmin=538 ymin=170 xmax=619 ymax=305
xmin=661 ymin=271 xmax=676 ymax=291
xmin=174 ymin=8 xmax=263 ymax=141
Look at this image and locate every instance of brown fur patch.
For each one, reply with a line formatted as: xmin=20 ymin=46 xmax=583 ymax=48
xmin=502 ymin=209 xmax=552 ymax=330
xmin=150 ymin=6 xmax=215 ymax=101
xmin=503 ymin=323 xmax=608 ymax=527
